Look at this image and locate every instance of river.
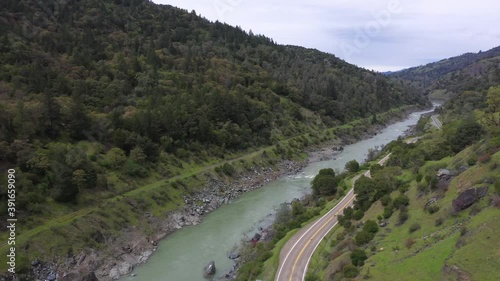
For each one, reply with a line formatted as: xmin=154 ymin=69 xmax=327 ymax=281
xmin=122 ymin=107 xmax=434 ymax=281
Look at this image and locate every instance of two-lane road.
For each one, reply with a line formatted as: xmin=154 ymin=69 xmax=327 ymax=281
xmin=275 ymin=154 xmax=391 ymax=281
xmin=431 ymin=115 xmax=442 ymax=129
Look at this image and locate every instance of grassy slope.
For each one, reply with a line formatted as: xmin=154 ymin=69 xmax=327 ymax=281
xmin=307 ymin=145 xmax=499 ymax=281
xmin=0 ymin=105 xmax=416 ymax=271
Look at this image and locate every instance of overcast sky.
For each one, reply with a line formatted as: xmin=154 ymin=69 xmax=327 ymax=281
xmin=153 ymin=0 xmax=500 ymax=72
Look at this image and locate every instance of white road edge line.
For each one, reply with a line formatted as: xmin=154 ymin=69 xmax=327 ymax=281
xmin=301 ymin=221 xmax=339 ymax=281
xmin=275 ymin=153 xmax=391 ymax=281
xmin=274 ymin=188 xmax=354 ymax=281
xmin=299 ymin=153 xmax=390 ymax=280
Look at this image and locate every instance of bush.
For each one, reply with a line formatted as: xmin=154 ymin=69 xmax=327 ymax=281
xmin=409 ymin=223 xmax=421 ymax=233
xmin=380 ymin=194 xmax=392 ymax=206
xmin=460 ymin=227 xmax=468 ymax=236
xmin=351 ymin=249 xmax=368 ymax=266
xmin=124 ymin=162 xmax=149 ymax=178
xmin=435 ymin=217 xmax=444 ymax=226
xmin=364 ymin=220 xmax=379 ymax=234
xmin=427 ymin=205 xmax=440 ymax=214
xmin=448 ymin=119 xmax=484 ymax=153
xmin=383 ymin=205 xmax=393 ymax=219
xmin=398 ymin=209 xmax=409 ymax=225
xmin=343 ymin=207 xmax=354 ymax=220
xmin=353 ymin=209 xmax=364 ymax=221
xmin=393 ymin=195 xmax=410 ymax=208
xmin=345 ymin=160 xmax=360 ymax=173
xmin=343 ymin=264 xmax=359 ymax=278
xmin=105 ymin=147 xmax=126 ymax=168
xmin=405 ymin=238 xmax=415 ymax=249
xmin=222 ymin=163 xmax=236 ymax=176
xmin=370 ymin=163 xmax=382 ymax=174
xmin=355 ymin=230 xmax=374 ymax=245
xmin=312 ymin=168 xmax=339 ymax=196
xmin=477 ymin=153 xmax=491 ymax=163
xmin=416 ymin=174 xmax=423 ymax=183
xmin=493 ymin=196 xmax=500 ymax=208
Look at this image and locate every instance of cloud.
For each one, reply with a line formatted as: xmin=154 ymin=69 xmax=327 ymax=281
xmin=153 ymin=0 xmax=500 ymax=71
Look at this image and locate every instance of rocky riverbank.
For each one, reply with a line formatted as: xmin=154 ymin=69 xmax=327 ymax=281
xmin=20 ymin=160 xmax=306 ymax=281
xmin=13 ymin=105 xmax=431 ymax=281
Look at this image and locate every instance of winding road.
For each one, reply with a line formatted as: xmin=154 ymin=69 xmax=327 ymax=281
xmin=431 ymin=115 xmax=442 ymax=129
xmin=275 ymin=154 xmax=392 ymax=281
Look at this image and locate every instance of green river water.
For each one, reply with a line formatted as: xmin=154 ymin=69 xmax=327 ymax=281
xmin=122 ymin=108 xmax=434 ymax=281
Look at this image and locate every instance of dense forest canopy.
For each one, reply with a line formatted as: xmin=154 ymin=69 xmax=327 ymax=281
xmin=0 ymin=0 xmax=426 ymax=209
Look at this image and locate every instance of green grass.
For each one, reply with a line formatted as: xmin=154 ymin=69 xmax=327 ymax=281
xmin=367 ymin=232 xmax=460 ymax=281
xmin=446 ymin=208 xmax=500 ymax=281
xmin=306 ymin=147 xmax=500 ymax=281
xmin=0 ymin=105 xmax=418 ymax=272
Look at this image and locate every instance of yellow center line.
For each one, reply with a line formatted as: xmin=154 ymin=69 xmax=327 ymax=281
xmin=288 ymin=195 xmax=355 ymax=281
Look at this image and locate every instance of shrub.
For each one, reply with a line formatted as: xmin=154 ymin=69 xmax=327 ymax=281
xmin=355 ymin=230 xmax=374 ymax=245
xmin=343 ymin=264 xmax=359 ymax=278
xmin=353 ymin=209 xmax=364 ymax=221
xmin=383 ymin=206 xmax=393 ymax=219
xmin=398 ymin=209 xmax=409 ymax=225
xmin=393 ymin=195 xmax=410 ymax=208
xmin=405 ymin=238 xmax=415 ymax=249
xmin=460 ymin=227 xmax=468 ymax=236
xmin=467 ymin=157 xmax=477 ymax=166
xmin=343 ymin=207 xmax=354 ymax=220
xmin=345 ymin=160 xmax=360 ymax=173
xmin=312 ymin=168 xmax=339 ymax=196
xmin=350 ymin=249 xmax=368 ymax=266
xmin=416 ymin=174 xmax=423 ymax=183
xmin=435 ymin=217 xmax=444 ymax=226
xmin=124 ymin=162 xmax=149 ymax=178
xmin=409 ymin=223 xmax=421 ymax=233
xmin=477 ymin=153 xmax=491 ymax=164
xmin=364 ymin=220 xmax=379 ymax=234
xmin=427 ymin=205 xmax=440 ymax=214
xmin=105 ymin=147 xmax=126 ymax=168
xmin=380 ymin=195 xmax=392 ymax=206
xmin=222 ymin=163 xmax=236 ymax=176
xmin=493 ymin=196 xmax=500 ymax=208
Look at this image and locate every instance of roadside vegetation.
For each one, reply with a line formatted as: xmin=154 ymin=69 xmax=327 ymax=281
xmin=0 ymin=0 xmax=433 ymax=275
xmin=304 ymin=87 xmax=500 ymax=281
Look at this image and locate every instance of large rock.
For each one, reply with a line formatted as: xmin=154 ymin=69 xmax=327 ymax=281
xmin=109 ymin=262 xmax=132 ymax=280
xmin=452 ymin=186 xmax=488 ymax=212
xmin=204 ymin=260 xmax=216 ymax=276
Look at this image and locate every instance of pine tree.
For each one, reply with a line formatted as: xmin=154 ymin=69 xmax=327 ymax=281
xmin=68 ymin=96 xmax=91 ymax=141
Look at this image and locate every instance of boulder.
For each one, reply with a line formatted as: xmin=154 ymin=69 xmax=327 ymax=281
xmin=47 ymin=273 xmax=57 ymax=281
xmin=452 ymin=186 xmax=488 ymax=212
xmin=204 ymin=261 xmax=216 ymax=276
xmin=437 ymin=169 xmax=453 ymax=180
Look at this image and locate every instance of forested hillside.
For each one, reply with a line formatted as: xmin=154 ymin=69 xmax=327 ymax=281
xmin=297 ymin=48 xmax=500 ymax=281
xmin=0 ymin=0 xmax=428 ymax=277
xmin=390 ymin=46 xmax=500 ymax=97
xmin=0 ymin=0 xmax=424 ymax=207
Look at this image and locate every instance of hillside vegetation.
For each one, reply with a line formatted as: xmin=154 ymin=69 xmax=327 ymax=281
xmin=0 ymin=0 xmax=428 ymax=277
xmin=302 ymin=76 xmax=499 ymax=281
xmin=390 ymin=46 xmax=500 ymax=99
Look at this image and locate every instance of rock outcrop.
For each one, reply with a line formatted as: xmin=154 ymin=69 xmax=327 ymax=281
xmin=452 ymin=186 xmax=488 ymax=212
